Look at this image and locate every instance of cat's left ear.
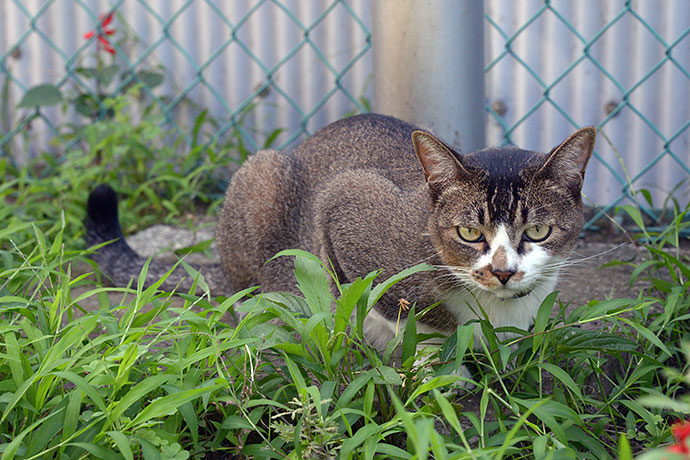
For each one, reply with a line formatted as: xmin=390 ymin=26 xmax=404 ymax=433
xmin=538 ymin=127 xmax=596 ymax=180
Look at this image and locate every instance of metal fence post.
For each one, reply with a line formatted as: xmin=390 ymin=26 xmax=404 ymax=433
xmin=372 ymin=0 xmax=486 ymax=152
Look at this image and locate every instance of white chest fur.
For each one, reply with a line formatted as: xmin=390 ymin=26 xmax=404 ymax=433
xmin=441 ymin=274 xmax=558 ymax=345
xmin=363 ymin=272 xmax=558 ymax=351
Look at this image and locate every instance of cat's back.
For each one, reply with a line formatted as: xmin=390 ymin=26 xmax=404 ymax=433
xmin=292 ymin=113 xmax=424 ymax=189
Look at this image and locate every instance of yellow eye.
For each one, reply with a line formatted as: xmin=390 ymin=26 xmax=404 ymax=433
xmin=524 ymin=224 xmax=552 ymax=242
xmin=457 ymin=226 xmax=484 ymax=243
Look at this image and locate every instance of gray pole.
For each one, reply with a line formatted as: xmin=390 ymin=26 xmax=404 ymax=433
xmin=372 ymin=0 xmax=486 ymax=152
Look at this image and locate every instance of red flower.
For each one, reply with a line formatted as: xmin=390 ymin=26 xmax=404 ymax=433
xmin=84 ymin=12 xmax=116 ymax=54
xmin=667 ymin=421 xmax=690 ymax=454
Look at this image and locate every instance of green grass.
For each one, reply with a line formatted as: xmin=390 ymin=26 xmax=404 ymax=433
xmin=1 ymin=96 xmax=689 ymax=459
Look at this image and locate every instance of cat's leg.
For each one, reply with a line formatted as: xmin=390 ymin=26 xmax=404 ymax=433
xmin=217 ymin=149 xmax=301 ymax=293
xmin=314 ymin=170 xmax=436 ymax=342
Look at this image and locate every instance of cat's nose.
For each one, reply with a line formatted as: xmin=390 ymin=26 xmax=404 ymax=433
xmin=491 ymin=269 xmax=516 ymax=285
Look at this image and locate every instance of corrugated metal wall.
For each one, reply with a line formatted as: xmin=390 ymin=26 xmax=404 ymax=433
xmin=486 ymin=0 xmax=690 ymax=208
xmin=1 ymin=1 xmax=688 ymax=207
xmin=0 ymin=0 xmax=372 ymax=152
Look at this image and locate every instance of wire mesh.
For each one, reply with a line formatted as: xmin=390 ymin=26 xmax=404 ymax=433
xmin=485 ymin=0 xmax=690 ymax=230
xmin=1 ymin=0 xmax=688 ymax=232
xmin=0 ymin=0 xmax=371 ymax=159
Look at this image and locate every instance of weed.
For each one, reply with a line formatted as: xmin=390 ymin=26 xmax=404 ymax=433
xmin=1 ymin=101 xmax=689 ymax=458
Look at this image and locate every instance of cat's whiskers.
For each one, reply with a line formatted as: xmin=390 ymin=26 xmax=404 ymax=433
xmin=540 ymin=244 xmax=630 ymax=274
xmin=432 ymin=264 xmax=478 ymax=290
xmin=404 ymin=252 xmax=441 ymax=267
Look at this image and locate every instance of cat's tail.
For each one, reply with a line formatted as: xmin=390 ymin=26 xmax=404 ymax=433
xmin=84 ymin=184 xmax=229 ymax=295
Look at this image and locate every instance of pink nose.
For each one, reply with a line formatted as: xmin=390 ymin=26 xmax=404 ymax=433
xmin=491 ymin=269 xmax=515 ymax=285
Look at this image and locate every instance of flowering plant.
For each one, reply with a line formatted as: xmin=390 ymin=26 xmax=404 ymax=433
xmin=630 ymin=421 xmax=690 ymax=460
xmin=18 ymin=10 xmax=163 ymax=120
xmin=667 ymin=422 xmax=690 ymax=457
xmin=83 ymin=12 xmax=116 ymax=55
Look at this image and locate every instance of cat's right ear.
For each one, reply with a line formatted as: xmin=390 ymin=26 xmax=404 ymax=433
xmin=412 ymin=131 xmax=472 ymax=197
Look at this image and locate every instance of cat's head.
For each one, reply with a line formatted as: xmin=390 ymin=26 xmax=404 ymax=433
xmin=413 ymin=128 xmax=596 ymax=300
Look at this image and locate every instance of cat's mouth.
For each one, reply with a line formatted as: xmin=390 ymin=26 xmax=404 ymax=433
xmin=490 ymin=286 xmax=534 ymax=300
xmin=509 ymin=290 xmax=531 ymax=299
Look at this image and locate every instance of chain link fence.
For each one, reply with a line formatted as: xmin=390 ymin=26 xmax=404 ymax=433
xmin=1 ymin=1 xmax=689 ymax=231
xmin=485 ymin=0 xmax=690 ymax=229
xmin=0 ymin=0 xmax=371 ymax=159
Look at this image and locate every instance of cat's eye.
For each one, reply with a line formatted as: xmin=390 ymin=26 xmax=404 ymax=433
xmin=457 ymin=226 xmax=484 ymax=243
xmin=523 ymin=224 xmax=552 ymax=242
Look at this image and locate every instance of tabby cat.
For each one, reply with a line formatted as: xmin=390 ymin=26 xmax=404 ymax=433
xmin=86 ymin=114 xmax=595 ymax=349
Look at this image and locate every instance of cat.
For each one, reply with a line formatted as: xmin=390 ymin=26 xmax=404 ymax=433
xmin=85 ymin=113 xmax=595 ymax=350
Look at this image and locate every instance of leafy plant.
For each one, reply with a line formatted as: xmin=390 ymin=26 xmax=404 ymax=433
xmin=2 ymin=87 xmax=690 ymax=458
xmin=18 ymin=10 xmax=164 ymax=120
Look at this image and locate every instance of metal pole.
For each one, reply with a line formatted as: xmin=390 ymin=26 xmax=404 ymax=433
xmin=372 ymin=0 xmax=486 ymax=152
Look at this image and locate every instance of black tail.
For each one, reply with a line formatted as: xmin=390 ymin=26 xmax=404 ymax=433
xmin=85 ymin=184 xmax=139 ymax=259
xmin=84 ymin=184 xmax=228 ymax=294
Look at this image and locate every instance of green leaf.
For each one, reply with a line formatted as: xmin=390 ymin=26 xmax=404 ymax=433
xmin=271 ymin=342 xmax=310 ymax=358
xmin=302 ymin=311 xmax=332 ymax=340
xmin=373 ymin=443 xmax=412 ymax=459
xmin=173 ymin=238 xmax=214 ymax=256
xmin=340 ymin=422 xmax=381 ymax=459
xmin=26 ymin=401 xmax=65 ymax=456
xmin=128 ymin=383 xmax=224 ymax=428
xmin=283 ymin=353 xmax=307 ymax=396
xmin=220 ymin=415 xmax=255 ymax=430
xmin=38 ymin=315 xmax=98 ymax=374
xmin=401 ymin=305 xmax=417 ymax=366
xmin=334 ymin=273 xmax=377 ymax=338
xmin=97 ymin=65 xmax=120 ymax=86
xmin=455 ymin=324 xmax=474 ymax=369
xmin=107 ymin=431 xmax=134 ymax=460
xmin=620 ymin=400 xmax=663 ymax=437
xmin=618 ymin=317 xmax=671 ymax=357
xmin=533 ymin=291 xmax=558 ymax=351
xmin=368 ymin=263 xmax=434 ymax=309
xmin=405 ymin=375 xmax=459 ymax=404
xmin=138 ymin=437 xmax=163 ymax=460
xmin=294 ymin=253 xmax=333 ymax=315
xmin=264 ymin=128 xmax=285 ymax=148
xmin=62 ymin=389 xmax=82 ymax=443
xmin=371 ymin=366 xmax=402 ymax=386
xmin=336 ymin=373 xmax=373 ymax=409
xmin=617 ymin=204 xmax=645 ymax=230
xmin=69 ymin=442 xmax=121 ymax=460
xmin=538 ymin=362 xmax=583 ymax=400
xmin=108 ymin=375 xmax=170 ymax=425
xmin=3 ymin=409 xmax=63 ymax=460
xmin=4 ymin=332 xmax=24 ymax=387
xmin=18 ymin=84 xmax=63 ymax=108
xmin=433 ymin=390 xmax=464 ymax=438
xmin=261 ymin=291 xmax=312 ymax=318
xmin=53 ymin=371 xmax=107 ymax=412
xmin=138 ymin=71 xmax=164 ymax=89
xmin=516 ymin=398 xmax=582 ymax=444
xmin=74 ymin=93 xmax=100 ymax=117
xmin=555 ymin=328 xmax=638 ymax=352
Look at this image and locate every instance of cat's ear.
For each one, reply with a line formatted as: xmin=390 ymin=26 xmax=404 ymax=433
xmin=412 ymin=131 xmax=472 ymax=196
xmin=538 ymin=127 xmax=596 ymax=180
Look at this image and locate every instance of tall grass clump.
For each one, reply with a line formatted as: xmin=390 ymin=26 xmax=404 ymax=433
xmin=1 ymin=95 xmax=689 ymax=458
